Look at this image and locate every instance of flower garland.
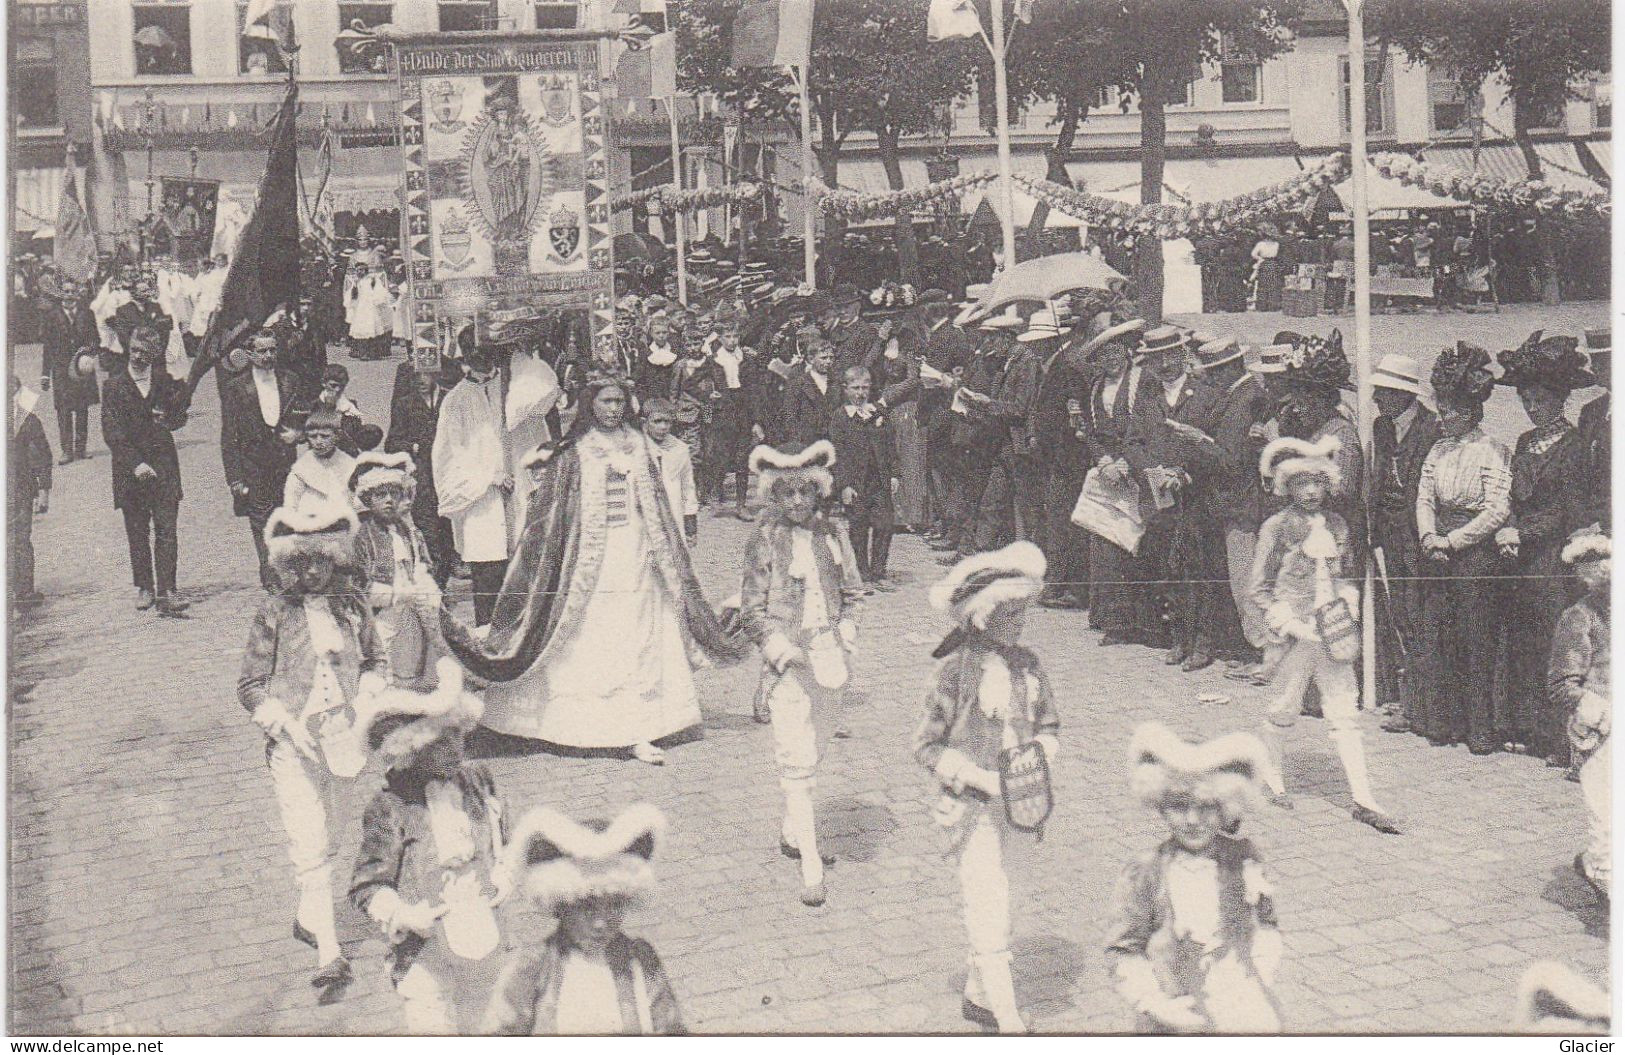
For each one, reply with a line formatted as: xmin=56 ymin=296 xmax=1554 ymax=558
xmin=1371 ymin=153 xmax=1609 ymax=225
xmin=809 ymin=171 xmax=999 ymax=222
xmin=1010 ymin=153 xmax=1352 ymax=240
xmin=610 ymin=182 xmax=761 ymax=215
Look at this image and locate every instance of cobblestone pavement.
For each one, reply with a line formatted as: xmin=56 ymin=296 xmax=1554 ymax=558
xmin=8 ymin=303 xmax=1610 ymax=1035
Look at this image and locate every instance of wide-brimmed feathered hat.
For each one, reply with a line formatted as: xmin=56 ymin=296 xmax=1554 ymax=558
xmin=1430 ymin=342 xmax=1496 ymax=406
xmin=497 ymin=803 xmax=666 ymax=914
xmin=1260 ymin=435 xmax=1343 ymax=496
xmin=264 ymin=503 xmax=358 ymax=571
xmin=1279 ymin=330 xmax=1352 ymax=391
xmin=352 ymin=658 xmax=484 ymax=764
xmin=929 ymin=541 xmax=1047 ymax=631
xmin=350 ymin=450 xmax=416 ymax=498
xmin=1127 ymin=721 xmax=1269 ymax=824
xmin=1496 ymin=330 xmax=1595 ymax=393
xmin=1511 ymin=962 xmax=1609 ymax=1034
xmin=751 ymin=440 xmax=836 ymax=501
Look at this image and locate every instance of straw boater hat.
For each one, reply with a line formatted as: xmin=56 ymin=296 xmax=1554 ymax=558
xmin=1127 ymin=722 xmax=1268 ymax=825
xmin=1244 ymin=344 xmax=1291 ymax=376
xmin=979 ymin=306 xmax=1024 ymax=332
xmin=1074 ymin=318 xmax=1146 ymax=360
xmin=1496 ymin=330 xmax=1595 ymax=393
xmin=496 ymin=803 xmax=666 ymax=913
xmin=264 ymin=503 xmax=358 ymax=573
xmin=749 ymin=440 xmax=836 ymax=501
xmin=929 ymin=541 xmax=1047 ymax=632
xmin=1561 ymin=530 xmax=1610 ymax=567
xmin=1017 ymin=309 xmax=1071 ymax=343
xmin=1430 ymin=342 xmax=1496 ymax=406
xmin=350 ymin=450 xmax=415 ymax=499
xmin=1139 ymin=324 xmax=1186 ymax=358
xmin=1511 ymin=962 xmax=1609 ymax=1034
xmin=1260 ymin=435 xmax=1343 ymax=496
xmin=1370 ymin=353 xmax=1424 ymax=396
xmin=352 ymin=657 xmax=484 ymax=764
xmin=1194 ymin=336 xmax=1243 ymax=371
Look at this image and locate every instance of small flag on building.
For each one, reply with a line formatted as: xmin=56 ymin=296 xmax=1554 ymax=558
xmin=731 ymin=0 xmax=813 ymax=69
xmin=54 ymin=163 xmax=99 ymax=284
xmin=613 ymin=0 xmax=676 ymax=98
xmin=927 ymin=0 xmax=983 ymax=41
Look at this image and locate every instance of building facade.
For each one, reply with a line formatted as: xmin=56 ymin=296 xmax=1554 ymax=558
xmin=10 ymin=0 xmax=94 ymax=248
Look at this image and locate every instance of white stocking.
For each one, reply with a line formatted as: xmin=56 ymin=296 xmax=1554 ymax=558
xmin=297 ymin=864 xmax=341 ymax=967
xmin=1330 ymin=728 xmax=1384 ymax=812
xmin=782 ymin=778 xmax=823 ymax=888
xmin=1258 ymin=722 xmax=1288 ymax=796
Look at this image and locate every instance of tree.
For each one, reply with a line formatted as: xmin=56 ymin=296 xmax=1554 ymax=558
xmin=675 ymin=0 xmax=978 ymax=284
xmin=1094 ymin=0 xmax=1302 ymax=322
xmin=985 ymin=0 xmax=1132 ymax=261
xmin=1367 ymin=0 xmax=1611 ymax=304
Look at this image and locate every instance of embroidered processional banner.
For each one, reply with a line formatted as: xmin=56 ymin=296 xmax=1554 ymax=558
xmin=393 ymin=35 xmax=616 ymax=369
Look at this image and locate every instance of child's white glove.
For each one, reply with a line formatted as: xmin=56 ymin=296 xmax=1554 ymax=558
xmin=254 ymin=698 xmax=319 ymax=761
xmin=1116 ymin=958 xmax=1207 ymax=1032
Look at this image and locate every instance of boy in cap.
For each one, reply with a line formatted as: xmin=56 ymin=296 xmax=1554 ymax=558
xmin=350 ymin=659 xmax=507 ymax=1033
xmin=914 ymin=541 xmax=1060 ymax=1033
xmin=1250 ymin=436 xmax=1400 ymax=833
xmin=1550 ymin=531 xmax=1610 ymax=902
xmin=483 ymin=805 xmax=684 ymax=1034
xmin=351 ymin=451 xmax=443 ymax=686
xmin=284 ymin=407 xmax=358 ymax=516
xmin=738 ymin=440 xmax=864 ymax=907
xmin=1105 ymin=722 xmax=1282 ymax=1033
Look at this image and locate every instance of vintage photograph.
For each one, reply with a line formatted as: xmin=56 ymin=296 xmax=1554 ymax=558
xmin=5 ymin=0 xmax=1613 ymax=1038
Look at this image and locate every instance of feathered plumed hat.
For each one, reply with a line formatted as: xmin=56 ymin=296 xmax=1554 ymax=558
xmin=929 ymin=541 xmax=1047 ymax=632
xmin=1431 ymin=342 xmax=1496 ymax=406
xmin=1511 ymin=962 xmax=1610 ymax=1034
xmin=1561 ymin=530 xmax=1610 ymax=566
xmin=1496 ymin=330 xmax=1595 ymax=393
xmin=497 ymin=804 xmax=666 ymax=914
xmin=264 ymin=503 xmax=358 ymax=570
xmin=349 ymin=450 xmax=416 ymax=498
xmin=750 ymin=440 xmax=836 ymax=501
xmin=1279 ymin=330 xmax=1353 ymax=391
xmin=1260 ymin=435 xmax=1342 ymax=496
xmin=1127 ymin=722 xmax=1269 ymax=824
xmin=351 ymin=658 xmax=484 ymax=764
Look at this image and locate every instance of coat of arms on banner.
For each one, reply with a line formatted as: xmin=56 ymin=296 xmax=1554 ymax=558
xmin=438 ymin=207 xmax=474 ymax=272
xmin=540 ymin=74 xmax=575 ymax=128
xmin=429 ymin=80 xmax=466 ymax=134
xmin=548 ymin=202 xmax=582 ymax=264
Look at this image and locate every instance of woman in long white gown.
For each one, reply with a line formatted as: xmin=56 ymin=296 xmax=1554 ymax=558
xmin=443 ymin=374 xmax=746 ymax=764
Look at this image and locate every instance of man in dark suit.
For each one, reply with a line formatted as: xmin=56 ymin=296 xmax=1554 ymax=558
xmin=828 ymin=287 xmax=883 ymax=380
xmin=782 ymin=337 xmax=839 ymax=449
xmin=1207 ymin=342 xmax=1280 ymax=673
xmin=1578 ymin=328 xmax=1609 ymax=531
xmin=1031 ymin=328 xmax=1094 ymax=609
xmin=1368 ymin=354 xmax=1442 ymax=731
xmin=828 ymin=365 xmax=898 ymax=585
xmin=221 ymin=328 xmax=302 ymax=589
xmin=1124 ymin=325 xmax=1230 ymax=669
xmin=703 ymin=312 xmax=772 ymax=519
xmin=39 ymin=277 xmax=100 ymax=463
xmin=109 ymin=271 xmax=174 ymax=377
xmin=101 ymin=324 xmax=189 ymax=615
xmin=921 ymin=299 xmax=977 ymax=546
xmin=386 ymin=366 xmax=456 ymax=586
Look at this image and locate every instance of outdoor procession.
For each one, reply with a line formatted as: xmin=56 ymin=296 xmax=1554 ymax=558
xmin=7 ymin=0 xmax=1620 ymax=1039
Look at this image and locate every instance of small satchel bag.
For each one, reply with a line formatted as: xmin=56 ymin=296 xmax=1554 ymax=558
xmin=999 ymin=739 xmax=1053 ymax=836
xmin=1315 ymin=595 xmax=1361 ymax=664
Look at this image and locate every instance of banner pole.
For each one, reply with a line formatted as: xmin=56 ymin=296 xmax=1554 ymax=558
xmin=668 ymin=95 xmax=689 ymax=304
xmin=796 ymin=66 xmax=817 ymax=288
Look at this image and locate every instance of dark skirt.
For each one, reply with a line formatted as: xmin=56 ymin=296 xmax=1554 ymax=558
xmin=1414 ymin=540 xmax=1501 ymax=749
xmin=1494 ymin=539 xmax=1574 ymax=759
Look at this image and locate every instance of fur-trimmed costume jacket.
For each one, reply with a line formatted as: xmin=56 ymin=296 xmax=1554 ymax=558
xmin=442 ymin=427 xmax=748 ymax=683
xmin=349 ymin=764 xmax=508 ymax=1023
xmin=482 ymin=932 xmax=684 ymax=1035
xmin=912 ymin=638 xmax=1060 ymax=843
xmin=237 ymin=594 xmax=384 ymax=730
xmin=1247 ymin=507 xmax=1356 ymax=643
xmin=1104 ymin=835 xmax=1282 ymax=1033
xmin=737 ymin=514 xmax=864 ymax=660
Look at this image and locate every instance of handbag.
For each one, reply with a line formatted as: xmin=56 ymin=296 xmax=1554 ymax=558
xmin=1315 ymin=595 xmax=1361 ymax=664
xmin=998 ymin=739 xmax=1053 ymax=836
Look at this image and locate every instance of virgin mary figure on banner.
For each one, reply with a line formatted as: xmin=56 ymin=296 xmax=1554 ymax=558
xmin=442 ymin=372 xmax=747 ymax=765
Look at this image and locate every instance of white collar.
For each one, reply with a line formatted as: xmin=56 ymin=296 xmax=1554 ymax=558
xmin=1393 ymin=402 xmax=1418 ymax=439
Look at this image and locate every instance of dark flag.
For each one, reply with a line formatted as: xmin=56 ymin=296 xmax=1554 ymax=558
xmin=184 ymin=79 xmax=300 ymax=399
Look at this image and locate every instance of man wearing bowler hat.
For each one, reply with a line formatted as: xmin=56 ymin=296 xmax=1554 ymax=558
xmin=1367 ymin=354 xmax=1439 ymax=733
xmin=39 ymin=276 xmax=100 ymax=464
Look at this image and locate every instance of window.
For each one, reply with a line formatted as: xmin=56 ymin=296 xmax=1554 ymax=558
xmin=534 ymin=2 xmax=579 ymax=29
xmin=337 ymin=2 xmax=392 ymax=73
xmin=237 ymin=1 xmax=292 ymax=75
xmin=133 ymin=1 xmax=193 ymax=76
xmin=1218 ymin=34 xmax=1260 ymax=104
xmin=1167 ymin=76 xmax=1196 ymax=108
xmin=13 ymin=36 xmax=58 ymax=129
xmin=1427 ymin=67 xmax=1470 ymax=134
xmin=1340 ymin=53 xmax=1393 ymax=137
xmin=439 ymin=0 xmax=497 ymax=32
xmin=1594 ymin=79 xmax=1611 ymax=129
xmin=1523 ymin=94 xmax=1566 ymax=131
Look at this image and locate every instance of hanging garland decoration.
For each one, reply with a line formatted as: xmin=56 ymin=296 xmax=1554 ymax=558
xmin=809 ymin=171 xmax=1000 ymax=222
xmin=1370 ymin=152 xmax=1609 ymax=226
xmin=1009 ymin=153 xmax=1352 ymax=240
xmin=610 ymin=182 xmax=762 ymax=215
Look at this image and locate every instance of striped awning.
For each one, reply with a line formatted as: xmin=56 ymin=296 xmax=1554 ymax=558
xmin=1422 ymin=142 xmax=1605 ymax=195
xmin=1581 ymin=139 xmax=1610 ymax=179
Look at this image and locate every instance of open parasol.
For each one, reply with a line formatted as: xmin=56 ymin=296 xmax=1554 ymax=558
xmin=973 ymin=251 xmax=1127 ymax=316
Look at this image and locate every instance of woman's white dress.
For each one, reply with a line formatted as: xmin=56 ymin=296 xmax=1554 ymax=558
xmin=481 ymin=431 xmax=700 ymax=747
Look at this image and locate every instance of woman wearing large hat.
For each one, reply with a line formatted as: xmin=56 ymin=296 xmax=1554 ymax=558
xmin=1412 ymin=344 xmax=1512 ymax=752
xmin=1492 ymin=332 xmax=1596 ymax=762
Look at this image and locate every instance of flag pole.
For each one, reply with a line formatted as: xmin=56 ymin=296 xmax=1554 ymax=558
xmin=667 ymin=95 xmax=688 ymax=304
xmin=1345 ymin=0 xmax=1377 ymax=709
xmin=795 ymin=65 xmax=817 ymax=288
xmin=988 ymin=0 xmax=1017 ymax=269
